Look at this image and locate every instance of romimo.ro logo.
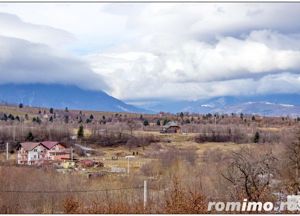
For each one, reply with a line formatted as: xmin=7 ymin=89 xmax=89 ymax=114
xmin=207 ymin=195 xmax=300 ymax=212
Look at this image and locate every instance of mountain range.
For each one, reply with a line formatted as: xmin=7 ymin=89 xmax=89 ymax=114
xmin=0 ymin=83 xmax=300 ymax=116
xmin=0 ymin=84 xmax=147 ymax=113
xmin=133 ymin=94 xmax=300 ymax=116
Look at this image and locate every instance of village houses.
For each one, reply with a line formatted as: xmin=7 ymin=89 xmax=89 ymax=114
xmin=17 ymin=141 xmax=71 ymax=165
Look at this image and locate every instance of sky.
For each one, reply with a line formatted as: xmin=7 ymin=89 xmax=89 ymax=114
xmin=1 ymin=3 xmax=300 ymax=104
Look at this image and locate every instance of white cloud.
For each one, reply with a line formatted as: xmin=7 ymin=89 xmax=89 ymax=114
xmin=0 ymin=12 xmax=74 ymax=47
xmin=87 ymin=32 xmax=300 ymax=100
xmin=247 ymin=30 xmax=300 ymax=50
xmin=82 ymin=3 xmax=300 ymax=101
xmin=1 ymin=4 xmax=300 ymax=102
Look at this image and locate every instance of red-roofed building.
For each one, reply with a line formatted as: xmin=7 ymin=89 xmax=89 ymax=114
xmin=17 ymin=141 xmax=71 ymax=165
xmin=41 ymin=141 xmax=59 ymax=149
xmin=41 ymin=141 xmax=71 ymax=161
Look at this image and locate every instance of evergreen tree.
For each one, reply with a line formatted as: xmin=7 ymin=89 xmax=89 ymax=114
xmin=163 ymin=119 xmax=169 ymax=125
xmin=36 ymin=117 xmax=41 ymax=124
xmin=49 ymin=108 xmax=54 ymax=114
xmin=77 ymin=125 xmax=84 ymax=138
xmin=8 ymin=114 xmax=15 ymax=120
xmin=26 ymin=131 xmax=34 ymax=141
xmin=254 ymin=131 xmax=260 ymax=143
xmin=64 ymin=115 xmax=69 ymax=124
xmin=240 ymin=113 xmax=244 ymax=120
xmin=156 ymin=119 xmax=161 ymax=126
xmin=180 ymin=112 xmax=184 ymax=119
xmin=143 ymin=119 xmax=149 ymax=126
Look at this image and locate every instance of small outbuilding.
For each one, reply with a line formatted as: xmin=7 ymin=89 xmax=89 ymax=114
xmin=161 ymin=121 xmax=181 ymax=133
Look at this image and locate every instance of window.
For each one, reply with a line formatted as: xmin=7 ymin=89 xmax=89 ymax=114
xmin=34 ymin=149 xmax=37 ymax=152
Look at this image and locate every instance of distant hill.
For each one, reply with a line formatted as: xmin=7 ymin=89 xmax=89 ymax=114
xmin=1 ymin=84 xmax=299 ymax=116
xmin=136 ymin=94 xmax=300 ymax=116
xmin=0 ymin=84 xmax=148 ymax=113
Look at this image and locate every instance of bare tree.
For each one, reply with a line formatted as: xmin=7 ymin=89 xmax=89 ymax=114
xmin=285 ymin=129 xmax=300 ymax=194
xmin=222 ymin=147 xmax=277 ymax=202
xmin=126 ymin=119 xmax=138 ymax=136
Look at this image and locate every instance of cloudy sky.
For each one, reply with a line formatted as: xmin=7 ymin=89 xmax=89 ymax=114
xmin=1 ymin=3 xmax=300 ymax=104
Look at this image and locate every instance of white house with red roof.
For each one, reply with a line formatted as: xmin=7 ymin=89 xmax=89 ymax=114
xmin=17 ymin=141 xmax=71 ymax=165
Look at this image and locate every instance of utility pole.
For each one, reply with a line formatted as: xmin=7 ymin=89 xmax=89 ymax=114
xmin=51 ymin=194 xmax=54 ymax=214
xmin=48 ymin=126 xmax=52 ymax=141
xmin=13 ymin=125 xmax=16 ymax=142
xmin=144 ymin=180 xmax=147 ymax=209
xmin=214 ymin=115 xmax=217 ymax=130
xmin=127 ymin=158 xmax=130 ymax=174
xmin=125 ymin=155 xmax=135 ymax=174
xmin=6 ymin=142 xmax=9 ymax=160
xmin=71 ymin=147 xmax=73 ymax=161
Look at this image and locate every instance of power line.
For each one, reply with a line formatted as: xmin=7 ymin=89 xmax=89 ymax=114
xmin=0 ymin=186 xmax=143 ymax=194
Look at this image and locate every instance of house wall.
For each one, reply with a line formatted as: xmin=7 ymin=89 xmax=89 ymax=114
xmin=17 ymin=149 xmax=28 ymax=164
xmin=50 ymin=153 xmax=71 ymax=161
xmin=28 ymin=145 xmax=47 ymax=165
xmin=47 ymin=144 xmax=70 ymax=161
xmin=18 ymin=144 xmax=47 ymax=165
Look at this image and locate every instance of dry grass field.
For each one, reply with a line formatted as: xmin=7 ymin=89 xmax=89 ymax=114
xmin=0 ymin=104 xmax=299 ymax=213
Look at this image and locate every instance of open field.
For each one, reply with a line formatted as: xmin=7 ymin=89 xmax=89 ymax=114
xmin=0 ymin=104 xmax=299 ymax=213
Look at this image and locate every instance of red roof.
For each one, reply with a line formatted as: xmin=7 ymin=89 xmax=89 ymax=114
xmin=41 ymin=141 xmax=59 ymax=149
xmin=20 ymin=142 xmax=41 ymax=151
xmin=20 ymin=141 xmax=65 ymax=151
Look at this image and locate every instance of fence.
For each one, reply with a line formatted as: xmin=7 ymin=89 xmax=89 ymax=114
xmin=0 ymin=180 xmax=165 ymax=214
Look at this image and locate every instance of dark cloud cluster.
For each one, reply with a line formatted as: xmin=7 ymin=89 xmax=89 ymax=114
xmin=0 ymin=36 xmax=108 ymax=90
xmin=0 ymin=12 xmax=108 ymax=91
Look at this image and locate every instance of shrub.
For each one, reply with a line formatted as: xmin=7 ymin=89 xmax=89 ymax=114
xmin=253 ymin=131 xmax=260 ymax=143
